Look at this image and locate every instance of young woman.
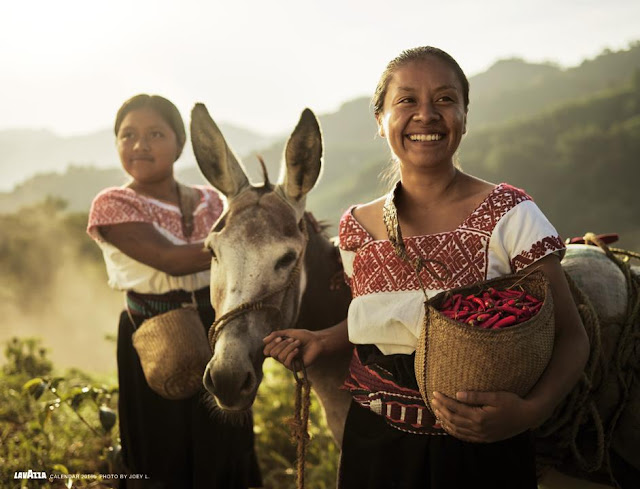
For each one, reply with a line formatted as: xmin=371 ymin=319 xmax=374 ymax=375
xmin=88 ymin=94 xmax=261 ymax=488
xmin=263 ymin=47 xmax=590 ymax=488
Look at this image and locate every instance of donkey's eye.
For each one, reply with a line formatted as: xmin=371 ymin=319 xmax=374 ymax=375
xmin=275 ymin=251 xmax=296 ymax=270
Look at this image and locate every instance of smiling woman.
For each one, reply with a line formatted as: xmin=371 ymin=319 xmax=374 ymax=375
xmin=263 ymin=46 xmax=590 ymax=489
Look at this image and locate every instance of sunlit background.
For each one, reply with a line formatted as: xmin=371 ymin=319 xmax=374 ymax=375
xmin=0 ymin=0 xmax=638 ymax=365
xmin=0 ymin=0 xmax=637 ymax=135
xmin=1 ymin=2 xmax=639 ymax=487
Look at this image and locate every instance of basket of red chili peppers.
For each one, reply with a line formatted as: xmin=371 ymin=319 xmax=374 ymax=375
xmin=414 ymin=269 xmax=555 ymax=412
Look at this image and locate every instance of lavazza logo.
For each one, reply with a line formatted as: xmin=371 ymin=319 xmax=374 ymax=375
xmin=14 ymin=470 xmax=47 ymax=480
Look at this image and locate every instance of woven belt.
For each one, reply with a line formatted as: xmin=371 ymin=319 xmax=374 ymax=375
xmin=343 ymin=347 xmax=444 ymax=435
xmin=126 ymin=287 xmax=211 ymax=318
xmin=350 ymin=390 xmax=443 ymax=435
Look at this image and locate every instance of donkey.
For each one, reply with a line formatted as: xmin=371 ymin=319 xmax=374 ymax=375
xmin=191 ymin=103 xmax=352 ymax=444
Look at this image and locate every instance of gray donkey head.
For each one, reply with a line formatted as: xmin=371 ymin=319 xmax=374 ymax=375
xmin=191 ymin=103 xmax=322 ymax=410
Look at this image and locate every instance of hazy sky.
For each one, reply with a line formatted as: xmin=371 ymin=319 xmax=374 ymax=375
xmin=1 ymin=0 xmax=639 ymax=137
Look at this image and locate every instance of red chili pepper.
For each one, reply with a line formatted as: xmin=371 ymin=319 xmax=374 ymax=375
xmin=500 ymin=305 xmax=527 ymax=316
xmin=461 ymin=300 xmax=475 ymax=311
xmin=471 ymin=297 xmax=486 ymax=311
xmin=466 ymin=312 xmax=489 ymax=322
xmin=530 ymin=303 xmax=542 ymax=314
xmin=502 ymin=289 xmax=523 ymax=298
xmin=525 ymin=294 xmax=540 ymax=303
xmin=452 ymin=295 xmax=462 ymax=313
xmin=481 ymin=313 xmax=501 ymax=329
xmin=441 ymin=297 xmax=453 ymax=310
xmin=492 ymin=315 xmax=517 ymax=329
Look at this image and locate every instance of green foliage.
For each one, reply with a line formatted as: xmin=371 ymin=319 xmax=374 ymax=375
xmin=459 ymin=81 xmax=640 ymax=251
xmin=0 ymin=338 xmax=120 ymax=488
xmin=1 ymin=341 xmax=339 ymax=488
xmin=253 ymin=359 xmax=339 ymax=489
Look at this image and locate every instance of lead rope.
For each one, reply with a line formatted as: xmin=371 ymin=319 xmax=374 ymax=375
xmin=535 ymin=232 xmax=640 ymax=488
xmin=291 ymin=360 xmax=311 ymax=489
xmin=207 ymin=216 xmax=312 ymax=489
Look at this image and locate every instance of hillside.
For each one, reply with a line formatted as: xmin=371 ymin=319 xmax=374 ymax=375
xmin=459 ymin=76 xmax=640 ymax=250
xmin=469 ymin=42 xmax=640 ymax=128
xmin=0 ymin=165 xmax=210 ymax=213
xmin=1 ymin=43 xmax=639 ymax=247
xmin=0 ymin=123 xmax=277 ymax=192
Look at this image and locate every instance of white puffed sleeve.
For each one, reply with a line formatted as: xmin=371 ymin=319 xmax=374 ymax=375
xmin=487 ymin=200 xmax=565 ymax=279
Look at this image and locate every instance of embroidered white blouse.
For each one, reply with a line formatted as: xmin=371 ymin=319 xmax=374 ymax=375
xmin=87 ymin=185 xmax=223 ymax=294
xmin=338 ymin=183 xmax=565 ymax=355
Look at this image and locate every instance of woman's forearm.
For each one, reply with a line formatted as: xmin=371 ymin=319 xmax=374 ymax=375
xmin=100 ymin=222 xmax=212 ymax=275
xmin=522 ymin=255 xmax=590 ymax=427
xmin=524 ymin=323 xmax=589 ymax=427
xmin=317 ymin=318 xmax=351 ymax=356
xmin=159 ymin=243 xmax=212 ymax=276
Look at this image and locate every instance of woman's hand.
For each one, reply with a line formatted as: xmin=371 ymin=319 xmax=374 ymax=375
xmin=263 ymin=319 xmax=351 ymax=371
xmin=430 ymin=390 xmax=536 ymax=443
xmin=263 ymin=329 xmax=323 ymax=371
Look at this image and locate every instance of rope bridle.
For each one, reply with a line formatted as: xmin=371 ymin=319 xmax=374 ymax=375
xmin=207 ymin=216 xmax=309 ymax=352
xmin=207 ymin=212 xmax=314 ymax=489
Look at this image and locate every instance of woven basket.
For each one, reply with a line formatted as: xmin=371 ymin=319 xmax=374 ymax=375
xmin=132 ymin=306 xmax=211 ymax=400
xmin=415 ymin=269 xmax=555 ymax=412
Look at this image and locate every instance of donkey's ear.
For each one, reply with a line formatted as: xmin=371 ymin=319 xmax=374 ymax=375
xmin=280 ymin=108 xmax=322 ymax=203
xmin=191 ymin=103 xmax=249 ymax=198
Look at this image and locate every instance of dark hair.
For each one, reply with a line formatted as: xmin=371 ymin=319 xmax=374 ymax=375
xmin=372 ymin=46 xmax=470 ymax=116
xmin=114 ymin=94 xmax=186 ymax=160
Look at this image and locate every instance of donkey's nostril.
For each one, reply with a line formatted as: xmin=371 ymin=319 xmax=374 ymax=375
xmin=239 ymin=371 xmax=255 ymax=395
xmin=203 ymin=366 xmax=215 ymax=394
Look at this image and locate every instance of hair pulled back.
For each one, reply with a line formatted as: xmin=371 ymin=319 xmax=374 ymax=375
xmin=372 ymin=46 xmax=470 ymax=116
xmin=114 ymin=94 xmax=186 ymax=160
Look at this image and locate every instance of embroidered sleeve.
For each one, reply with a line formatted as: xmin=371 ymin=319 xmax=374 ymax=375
xmin=490 ymin=200 xmax=565 ymax=274
xmin=201 ymin=186 xmax=224 ymax=221
xmin=338 ymin=207 xmax=367 ymax=285
xmin=197 ymin=185 xmax=225 ymax=233
xmin=87 ymin=188 xmax=150 ymax=242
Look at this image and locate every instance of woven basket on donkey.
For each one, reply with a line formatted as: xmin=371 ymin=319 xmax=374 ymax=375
xmin=415 ymin=269 xmax=555 ymax=412
xmin=132 ymin=306 xmax=211 ymax=400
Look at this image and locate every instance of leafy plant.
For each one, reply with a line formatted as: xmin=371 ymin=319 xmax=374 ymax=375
xmin=0 ymin=338 xmax=120 ymax=488
xmin=253 ymin=359 xmax=339 ymax=489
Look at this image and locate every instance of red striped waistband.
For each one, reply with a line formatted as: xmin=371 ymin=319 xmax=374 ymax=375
xmin=343 ymin=348 xmax=444 ymax=435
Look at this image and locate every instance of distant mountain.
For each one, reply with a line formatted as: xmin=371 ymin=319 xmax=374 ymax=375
xmin=469 ymin=42 xmax=640 ymax=128
xmin=0 ymin=165 xmax=211 ymax=214
xmin=458 ymin=76 xmax=640 ymax=250
xmin=0 ymin=122 xmax=276 ymax=192
xmin=1 ymin=43 xmax=639 ymax=245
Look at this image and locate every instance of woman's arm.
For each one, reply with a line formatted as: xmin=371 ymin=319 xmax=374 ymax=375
xmin=100 ymin=222 xmax=211 ymax=276
xmin=263 ymin=318 xmax=351 ymax=370
xmin=431 ymin=253 xmax=590 ymax=442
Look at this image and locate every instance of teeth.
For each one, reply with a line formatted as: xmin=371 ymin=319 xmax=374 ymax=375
xmin=408 ymin=134 xmax=442 ymax=141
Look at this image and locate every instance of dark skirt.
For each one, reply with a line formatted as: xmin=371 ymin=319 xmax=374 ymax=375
xmin=337 ymin=400 xmax=537 ymax=489
xmin=116 ymin=305 xmax=262 ymax=489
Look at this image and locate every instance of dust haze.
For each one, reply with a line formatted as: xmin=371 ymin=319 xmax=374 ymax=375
xmin=0 ymin=239 xmax=122 ymax=374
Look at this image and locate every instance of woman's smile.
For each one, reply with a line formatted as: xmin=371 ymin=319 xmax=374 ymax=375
xmin=377 ymin=56 xmax=467 ymax=170
xmin=405 ymin=132 xmax=445 ymax=142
